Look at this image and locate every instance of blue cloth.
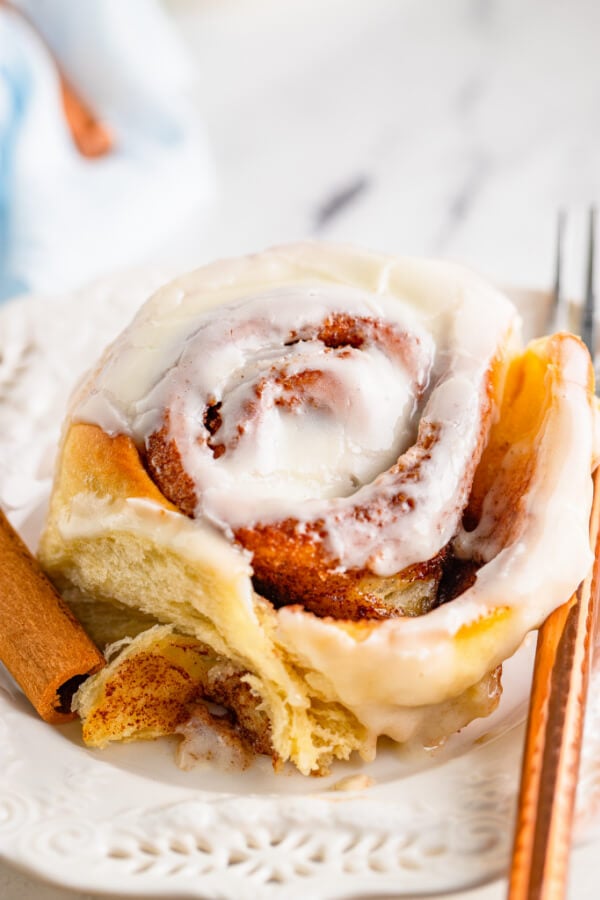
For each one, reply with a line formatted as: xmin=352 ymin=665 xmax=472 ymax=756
xmin=0 ymin=17 xmax=29 ymax=301
xmin=0 ymin=0 xmax=214 ymax=302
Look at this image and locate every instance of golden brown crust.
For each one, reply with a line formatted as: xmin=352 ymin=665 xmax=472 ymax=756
xmin=57 ymin=422 xmax=177 ymax=510
xmin=237 ymin=520 xmax=447 ymax=619
xmin=145 ymin=415 xmax=197 ymax=516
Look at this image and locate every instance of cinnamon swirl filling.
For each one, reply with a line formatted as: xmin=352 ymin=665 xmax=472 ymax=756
xmin=119 ymin=280 xmax=512 ymax=620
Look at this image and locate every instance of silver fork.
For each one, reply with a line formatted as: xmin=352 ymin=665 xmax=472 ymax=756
xmin=551 ymin=207 xmax=597 ymax=366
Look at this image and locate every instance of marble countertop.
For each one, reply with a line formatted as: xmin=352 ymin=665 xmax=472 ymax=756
xmin=2 ymin=0 xmax=600 ymax=897
xmin=168 ymin=0 xmax=600 ymax=303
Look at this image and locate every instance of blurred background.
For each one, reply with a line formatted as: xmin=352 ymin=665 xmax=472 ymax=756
xmin=1 ymin=0 xmax=599 ymax=306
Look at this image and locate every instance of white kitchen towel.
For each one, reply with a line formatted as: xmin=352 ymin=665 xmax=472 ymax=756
xmin=0 ymin=0 xmax=214 ymax=301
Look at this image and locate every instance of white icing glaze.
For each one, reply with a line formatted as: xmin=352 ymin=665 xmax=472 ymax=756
xmin=74 ymin=243 xmax=518 ymax=575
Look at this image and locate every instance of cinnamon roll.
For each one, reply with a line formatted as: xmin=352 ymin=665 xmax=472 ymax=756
xmin=39 ymin=243 xmax=598 ymax=775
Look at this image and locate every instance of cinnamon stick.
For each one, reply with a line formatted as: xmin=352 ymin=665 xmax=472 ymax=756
xmin=0 ymin=509 xmax=105 ymax=723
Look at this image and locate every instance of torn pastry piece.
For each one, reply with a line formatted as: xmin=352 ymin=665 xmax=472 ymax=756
xmin=39 ymin=243 xmax=598 ymax=774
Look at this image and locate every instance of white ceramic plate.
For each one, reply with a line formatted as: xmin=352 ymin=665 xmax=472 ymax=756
xmin=1 ymin=271 xmax=599 ymax=899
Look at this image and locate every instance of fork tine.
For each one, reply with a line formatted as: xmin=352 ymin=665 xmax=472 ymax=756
xmin=550 ymin=210 xmax=568 ymax=332
xmin=581 ymin=207 xmax=596 ymax=358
